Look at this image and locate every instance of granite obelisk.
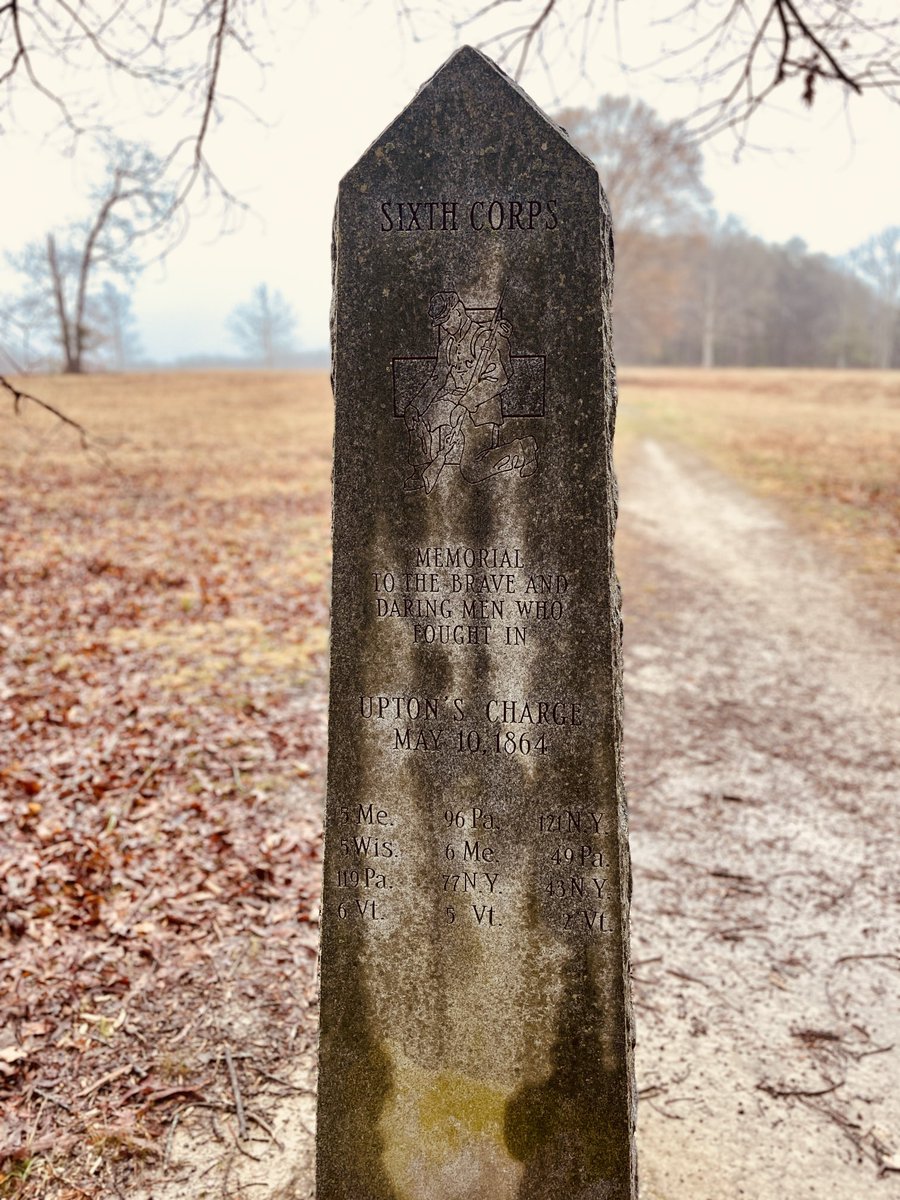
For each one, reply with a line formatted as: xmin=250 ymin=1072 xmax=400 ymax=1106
xmin=318 ymin=45 xmax=636 ymax=1199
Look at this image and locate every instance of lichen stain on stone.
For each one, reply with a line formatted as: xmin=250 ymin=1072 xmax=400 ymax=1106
xmin=503 ymin=945 xmax=627 ymax=1198
xmin=419 ymin=1071 xmax=505 ymax=1144
xmin=380 ymin=1053 xmax=523 ymax=1200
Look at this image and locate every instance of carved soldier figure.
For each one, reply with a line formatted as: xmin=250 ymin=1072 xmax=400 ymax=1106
xmin=403 ymin=290 xmax=538 ymax=493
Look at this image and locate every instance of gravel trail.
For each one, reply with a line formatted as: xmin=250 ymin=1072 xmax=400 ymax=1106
xmin=618 ymin=437 xmax=900 ymax=1200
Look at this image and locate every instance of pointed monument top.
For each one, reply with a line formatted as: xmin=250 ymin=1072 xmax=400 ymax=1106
xmin=342 ymin=43 xmax=597 ymax=187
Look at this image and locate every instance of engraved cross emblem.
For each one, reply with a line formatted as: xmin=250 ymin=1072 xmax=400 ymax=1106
xmin=392 ymin=288 xmax=546 ymax=494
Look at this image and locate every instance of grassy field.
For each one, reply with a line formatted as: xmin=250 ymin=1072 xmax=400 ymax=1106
xmin=2 ymin=371 xmax=334 ymax=727
xmin=0 ymin=367 xmax=897 ymax=1197
xmin=617 ymin=368 xmax=900 ymax=587
xmin=5 ymin=366 xmax=897 ymax=596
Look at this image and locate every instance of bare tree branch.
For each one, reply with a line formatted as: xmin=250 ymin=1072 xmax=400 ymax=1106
xmin=435 ymin=1 xmax=900 ymax=140
xmin=0 ymin=375 xmax=91 ymax=449
xmin=194 ymin=0 xmax=229 ymax=173
xmin=777 ymin=0 xmax=864 ymax=97
xmin=0 ymin=0 xmax=264 ymax=242
xmin=514 ymin=0 xmax=557 ymax=80
xmin=74 ymin=171 xmax=125 ymax=369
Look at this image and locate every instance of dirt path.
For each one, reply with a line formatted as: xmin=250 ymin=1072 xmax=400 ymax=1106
xmin=617 ymin=436 xmax=900 ymax=1199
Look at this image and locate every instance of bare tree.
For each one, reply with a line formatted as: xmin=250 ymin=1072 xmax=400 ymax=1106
xmin=557 ymin=96 xmax=711 ymax=362
xmin=0 ymin=3 xmax=271 ymax=432
xmin=556 ymin=97 xmax=711 ymax=232
xmin=0 ymin=3 xmax=275 ymax=433
xmin=93 ymin=283 xmax=143 ymax=371
xmin=3 ymin=142 xmax=169 ymax=373
xmin=227 ymin=284 xmax=298 ymax=367
xmin=848 ymin=226 xmax=900 ymax=368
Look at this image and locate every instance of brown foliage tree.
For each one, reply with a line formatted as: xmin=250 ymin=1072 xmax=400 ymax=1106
xmin=556 ymin=96 xmax=711 ymax=362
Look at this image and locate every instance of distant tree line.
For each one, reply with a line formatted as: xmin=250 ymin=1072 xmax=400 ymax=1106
xmin=560 ymin=97 xmax=900 ymax=369
xmin=623 ymin=222 xmax=900 ymax=369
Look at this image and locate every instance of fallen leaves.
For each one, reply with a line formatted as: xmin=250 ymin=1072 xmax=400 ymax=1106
xmin=0 ymin=372 xmax=332 ymax=1198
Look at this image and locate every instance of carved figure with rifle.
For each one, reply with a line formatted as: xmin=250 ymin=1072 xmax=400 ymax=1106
xmin=403 ymin=289 xmax=538 ymax=494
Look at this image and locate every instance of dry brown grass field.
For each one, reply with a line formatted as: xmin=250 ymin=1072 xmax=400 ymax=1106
xmin=1 ymin=368 xmax=897 ymax=1198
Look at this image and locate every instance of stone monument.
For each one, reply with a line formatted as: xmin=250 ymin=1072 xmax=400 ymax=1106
xmin=317 ymin=45 xmax=636 ymax=1199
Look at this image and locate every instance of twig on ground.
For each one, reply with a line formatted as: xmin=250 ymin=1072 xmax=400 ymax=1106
xmin=252 ymin=1065 xmax=315 ymax=1095
xmin=33 ymin=1087 xmax=74 ymax=1112
xmin=245 ymin=1109 xmax=284 ymax=1150
xmin=646 ymin=1097 xmax=685 ymax=1120
xmin=164 ymin=1109 xmax=182 ymax=1167
xmin=110 ymin=747 xmax=171 ymax=827
xmin=758 ymin=1077 xmax=844 ymax=1098
xmin=631 ymin=998 xmax=662 ymax=1012
xmin=221 ymin=1143 xmax=237 ymax=1198
xmin=27 ymin=1095 xmax=46 ymax=1151
xmin=855 ymin=1042 xmax=894 ymax=1059
xmin=209 ymin=1109 xmax=226 ymax=1143
xmin=78 ymin=1062 xmax=133 ymax=1097
xmin=1 ymin=1133 xmax=79 ymax=1160
xmin=668 ymin=967 xmax=712 ymax=988
xmin=137 ymin=1080 xmax=212 ymax=1112
xmin=224 ymin=1045 xmax=248 ymax=1140
xmin=45 ymin=1164 xmax=95 ymax=1198
xmin=169 ymin=1003 xmax=209 ymax=1048
xmin=232 ymin=1135 xmax=264 ymax=1162
xmin=835 ymin=952 xmax=899 ymax=967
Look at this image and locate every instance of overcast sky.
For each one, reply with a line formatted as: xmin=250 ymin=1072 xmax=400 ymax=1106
xmin=2 ymin=2 xmax=898 ymax=361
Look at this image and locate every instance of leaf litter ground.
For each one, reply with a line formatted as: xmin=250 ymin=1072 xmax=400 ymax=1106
xmin=1 ymin=373 xmax=332 ymax=1198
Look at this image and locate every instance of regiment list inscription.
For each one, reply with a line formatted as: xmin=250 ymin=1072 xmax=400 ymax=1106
xmin=317 ymin=45 xmax=636 ymax=1200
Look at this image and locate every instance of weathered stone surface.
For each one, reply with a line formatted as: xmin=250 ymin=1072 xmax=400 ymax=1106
xmin=317 ymin=45 xmax=635 ymax=1199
